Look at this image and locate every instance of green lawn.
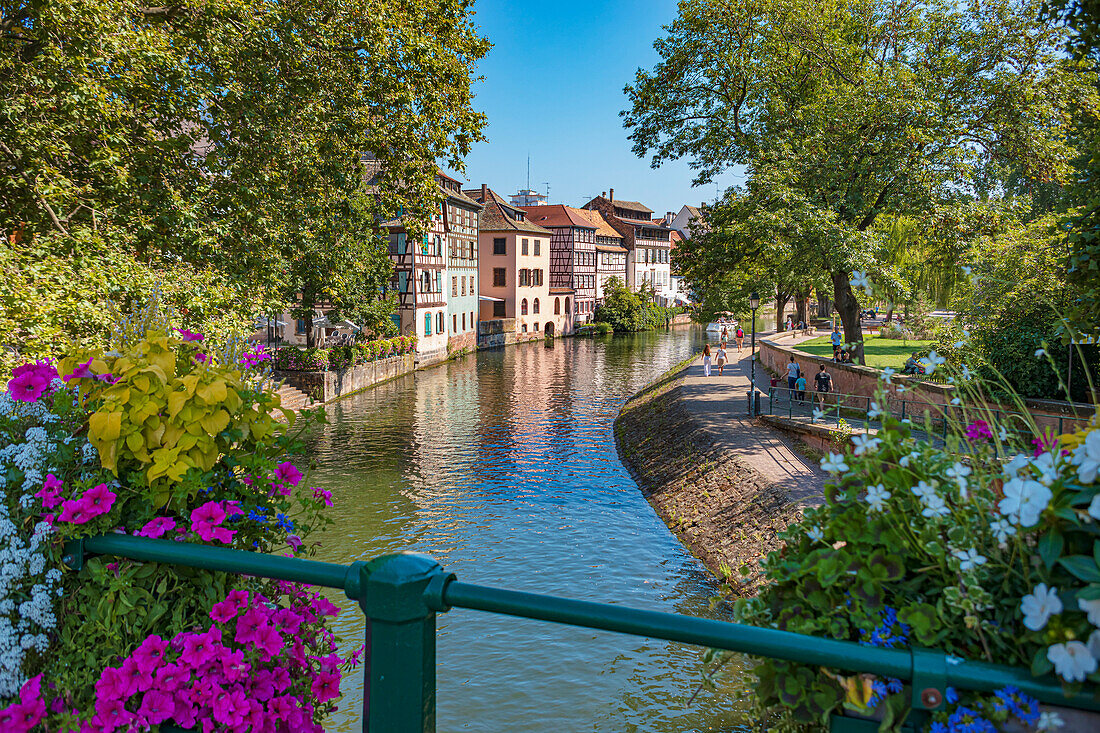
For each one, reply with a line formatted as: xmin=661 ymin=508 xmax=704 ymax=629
xmin=797 ymin=336 xmax=936 ymax=370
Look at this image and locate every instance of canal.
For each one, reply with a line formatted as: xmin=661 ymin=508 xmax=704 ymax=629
xmin=307 ymin=328 xmax=753 ymax=732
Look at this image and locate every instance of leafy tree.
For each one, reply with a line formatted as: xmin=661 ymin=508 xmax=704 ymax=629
xmin=623 ymin=0 xmax=1092 ymax=363
xmin=1 ymin=0 xmax=487 ymax=355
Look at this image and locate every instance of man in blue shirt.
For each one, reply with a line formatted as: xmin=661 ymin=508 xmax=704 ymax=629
xmin=830 ymin=325 xmax=843 ymax=360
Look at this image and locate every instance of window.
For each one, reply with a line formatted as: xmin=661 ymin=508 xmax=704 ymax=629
xmin=493 ymin=268 xmax=506 ymax=287
xmin=421 ymin=271 xmax=431 ymax=293
xmin=296 ymin=319 xmax=306 ymax=335
xmin=462 ymin=312 xmax=466 ymax=330
xmin=534 ymin=240 xmax=540 ymax=256
xmin=461 ymin=276 xmax=466 ymax=296
xmin=452 ymin=276 xmax=458 ymax=297
xmin=436 ymin=313 xmax=443 ymax=333
xmin=522 ymin=238 xmax=529 ymax=255
xmin=470 ymin=277 xmax=475 ymax=293
xmin=494 ymin=238 xmax=506 ymax=255
xmin=434 ymin=235 xmax=442 ymax=256
xmin=435 ymin=272 xmax=442 ymax=293
xmin=565 ymin=297 xmax=571 ymax=314
xmin=554 ymin=298 xmax=560 ymax=315
xmin=522 ymin=323 xmax=528 ymax=333
xmin=533 ymin=298 xmax=540 ymax=314
xmin=398 ymin=271 xmax=408 ymax=293
xmin=521 ymin=298 xmax=528 ymax=315
xmin=397 ymin=232 xmax=406 ymax=254
xmin=471 ymin=311 xmax=475 ymax=328
xmin=424 ymin=313 xmax=432 ymax=336
xmin=493 ymin=301 xmax=505 ymax=317
xmin=534 ymin=322 xmax=540 ymax=331
xmin=451 ymin=240 xmax=457 ymax=257
xmin=453 ymin=314 xmax=457 ymax=333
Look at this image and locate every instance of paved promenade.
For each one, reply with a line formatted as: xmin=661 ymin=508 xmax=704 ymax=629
xmin=678 ymin=331 xmax=828 ymax=508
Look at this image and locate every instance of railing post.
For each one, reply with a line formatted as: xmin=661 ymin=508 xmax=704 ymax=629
xmin=357 ymin=553 xmax=453 ymax=732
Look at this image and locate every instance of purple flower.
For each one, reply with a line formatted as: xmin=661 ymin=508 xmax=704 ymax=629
xmin=138 ymin=690 xmax=175 ymax=725
xmin=57 ymin=498 xmax=95 ymax=525
xmin=36 ymin=474 xmax=65 ymax=509
xmin=64 ymin=357 xmax=95 ymax=382
xmin=137 ymin=516 xmax=176 ymax=538
xmin=275 ymin=462 xmax=303 ymax=487
xmin=965 ymin=420 xmax=993 ymax=442
xmin=176 ymin=328 xmax=205 ymax=342
xmin=312 ymin=487 xmax=333 ymax=507
xmin=82 ymin=483 xmax=117 ymax=516
xmin=7 ymin=370 xmax=50 ymax=402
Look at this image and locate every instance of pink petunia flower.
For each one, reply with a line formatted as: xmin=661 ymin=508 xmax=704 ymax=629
xmin=36 ymin=474 xmax=65 ymax=509
xmin=209 ymin=600 xmax=239 ymax=624
xmin=274 ymin=462 xmax=303 ymax=487
xmin=95 ymin=665 xmax=136 ymax=702
xmin=270 ymin=667 xmax=292 ymax=693
xmin=119 ymin=657 xmax=154 ymax=694
xmin=82 ymin=483 xmax=117 ymax=516
xmin=254 ymin=624 xmax=284 ymax=660
xmin=64 ymin=358 xmax=95 ymax=382
xmin=57 ymin=498 xmax=95 ymax=525
xmin=965 ymin=419 xmax=993 ymax=442
xmin=311 ymin=671 xmax=341 ymax=702
xmin=235 ymin=608 xmax=271 ymax=647
xmin=211 ymin=685 xmax=250 ymax=728
xmin=312 ymin=596 xmax=341 ymax=618
xmin=178 ymin=627 xmax=221 ymax=669
xmin=137 ymin=690 xmax=175 ymax=725
xmin=153 ymin=663 xmax=190 ymax=692
xmin=286 ymin=535 xmax=302 ymax=550
xmin=176 ymin=328 xmax=205 ymax=342
xmin=93 ymin=372 xmax=119 ymax=384
xmin=133 ymin=635 xmax=169 ymax=674
xmin=191 ymin=501 xmax=226 ymax=527
xmin=312 ymin=487 xmax=333 ymax=507
xmin=7 ymin=370 xmax=49 ymax=403
xmin=137 ymin=516 xmax=176 ymax=538
xmin=91 ymin=698 xmax=134 ymax=731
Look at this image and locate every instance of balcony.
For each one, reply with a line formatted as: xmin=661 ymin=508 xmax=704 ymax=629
xmin=389 ymin=246 xmax=445 ymax=269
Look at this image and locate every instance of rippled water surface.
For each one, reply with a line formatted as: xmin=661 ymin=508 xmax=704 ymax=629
xmin=306 ymin=329 xmax=753 ymax=732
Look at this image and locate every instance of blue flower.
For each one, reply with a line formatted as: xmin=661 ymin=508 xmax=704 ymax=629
xmin=886 ymin=678 xmax=903 ymax=694
xmin=930 ymin=724 xmax=948 ymax=733
xmin=247 ymin=509 xmax=268 ymax=523
xmin=945 ymin=687 xmax=958 ymax=704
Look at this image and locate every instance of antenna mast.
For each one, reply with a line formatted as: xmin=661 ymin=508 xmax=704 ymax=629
xmin=526 ymin=155 xmax=531 ymax=192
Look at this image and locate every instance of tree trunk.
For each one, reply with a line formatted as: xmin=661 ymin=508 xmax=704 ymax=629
xmin=885 ymin=304 xmax=894 ymax=323
xmin=304 ymin=311 xmax=316 ymax=348
xmin=775 ymin=293 xmax=790 ymax=331
xmin=830 ymin=270 xmax=865 ymax=364
xmin=795 ymin=291 xmax=809 ymax=327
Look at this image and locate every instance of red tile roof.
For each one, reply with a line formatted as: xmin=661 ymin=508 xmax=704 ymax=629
xmin=519 ymin=204 xmax=596 ymax=230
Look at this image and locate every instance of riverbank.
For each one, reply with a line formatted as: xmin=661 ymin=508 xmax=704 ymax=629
xmin=614 ymin=345 xmax=827 ymax=596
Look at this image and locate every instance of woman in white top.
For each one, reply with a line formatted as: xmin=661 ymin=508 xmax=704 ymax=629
xmin=715 ymin=345 xmax=728 ymax=376
xmin=701 ymin=344 xmax=712 ymax=377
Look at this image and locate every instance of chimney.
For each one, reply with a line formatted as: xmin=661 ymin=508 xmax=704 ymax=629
xmin=481 ymin=184 xmax=488 ymax=202
xmin=666 ymin=211 xmax=673 ymax=224
xmin=601 ymin=191 xmax=606 ymax=198
xmin=609 ymin=188 xmax=614 ymax=203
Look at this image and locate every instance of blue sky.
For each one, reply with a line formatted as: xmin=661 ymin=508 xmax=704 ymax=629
xmin=446 ymin=0 xmax=743 ymax=215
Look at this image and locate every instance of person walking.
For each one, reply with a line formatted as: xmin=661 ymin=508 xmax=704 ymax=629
xmin=815 ymin=363 xmax=833 ymax=409
xmin=786 ymin=355 xmax=800 ymax=395
xmin=735 ymin=326 xmax=744 ymax=352
xmin=716 ymin=344 xmax=728 ymax=376
xmin=830 ymin=325 xmax=843 ymax=361
xmin=701 ymin=344 xmax=712 ymax=377
xmin=795 ymin=373 xmax=807 ymax=404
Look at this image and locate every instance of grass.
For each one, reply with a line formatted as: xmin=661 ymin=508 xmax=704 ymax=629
xmin=797 ymin=335 xmax=936 ymax=370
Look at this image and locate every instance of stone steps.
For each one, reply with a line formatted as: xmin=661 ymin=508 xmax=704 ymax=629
xmin=274 ymin=383 xmax=314 ymax=413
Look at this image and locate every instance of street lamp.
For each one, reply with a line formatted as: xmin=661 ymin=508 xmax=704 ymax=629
xmin=749 ymin=292 xmax=760 ymax=414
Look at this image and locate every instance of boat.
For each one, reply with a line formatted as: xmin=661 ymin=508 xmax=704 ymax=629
xmin=706 ymin=320 xmax=738 ymax=338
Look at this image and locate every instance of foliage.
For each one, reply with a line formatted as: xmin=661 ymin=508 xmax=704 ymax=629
xmin=721 ymin=379 xmax=1100 ymax=731
xmin=575 ymin=323 xmax=614 ymax=337
xmin=0 ymin=305 xmax=353 ymax=729
xmin=797 ymin=337 xmax=936 ymax=371
xmin=0 ymin=237 xmax=259 ymax=376
xmin=624 ymin=0 xmax=1094 ymax=361
xmin=594 ymin=277 xmax=680 ymax=332
xmin=272 ymin=336 xmax=417 ymax=372
xmin=0 ymin=0 xmax=488 ymax=351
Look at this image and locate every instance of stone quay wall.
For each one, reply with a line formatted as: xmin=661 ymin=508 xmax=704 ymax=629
xmin=274 ymin=354 xmax=414 ymax=403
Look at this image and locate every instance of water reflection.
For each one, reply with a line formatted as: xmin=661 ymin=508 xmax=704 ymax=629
xmin=306 ymin=330 xmax=754 ymax=732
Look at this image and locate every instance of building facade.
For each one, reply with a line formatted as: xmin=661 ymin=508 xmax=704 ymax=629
xmin=465 ymin=185 xmax=570 ymax=338
xmin=382 ymin=204 xmax=448 ymax=364
xmin=670 ymin=204 xmax=704 ymax=240
xmin=582 ymin=189 xmax=675 ymax=304
xmin=577 ymin=208 xmax=628 ymax=302
xmin=520 ymin=204 xmax=597 ymax=324
xmin=439 ymin=172 xmax=483 ymax=353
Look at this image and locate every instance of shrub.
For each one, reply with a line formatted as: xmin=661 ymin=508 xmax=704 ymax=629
xmin=272 ymin=347 xmax=328 ymax=371
xmin=719 ymin=377 xmax=1100 ymax=731
xmin=327 ymin=345 xmax=354 ymax=371
xmin=0 ymin=319 xmax=353 ymax=730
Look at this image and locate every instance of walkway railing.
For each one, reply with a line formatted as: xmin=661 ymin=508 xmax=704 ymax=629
xmin=762 ymin=386 xmax=1061 ymax=439
xmin=64 ymin=533 xmax=1100 ymax=732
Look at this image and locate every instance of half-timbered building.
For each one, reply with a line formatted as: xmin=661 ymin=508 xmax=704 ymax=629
xmin=438 ymin=171 xmax=482 ymax=353
xmin=582 ymin=189 xmax=676 ymax=305
xmin=520 ymin=204 xmax=598 ymax=323
xmin=577 ymin=208 xmax=628 ymax=302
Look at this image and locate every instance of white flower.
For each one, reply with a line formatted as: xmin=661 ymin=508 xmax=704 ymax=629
xmin=812 ymin=407 xmax=825 ymax=421
xmin=912 ymin=480 xmax=938 ymax=500
xmin=961 ymin=364 xmax=973 ymax=380
xmin=899 ymin=452 xmax=914 ymax=468
xmin=1021 ymin=584 xmax=1062 ymax=631
xmin=961 ymin=265 xmax=972 ymax=276
xmin=918 ymin=350 xmax=946 ymax=375
xmin=953 ymin=339 xmax=967 ymax=349
xmin=921 ymin=493 xmax=950 ymax=518
xmin=1047 ymin=641 xmax=1097 ymax=682
xmin=1072 ymin=431 xmax=1100 ymax=484
xmin=1089 ymin=495 xmax=1100 ymax=522
xmin=950 ymin=397 xmax=961 ymax=405
xmin=1035 ymin=348 xmax=1047 ymax=358
xmin=946 ymin=461 xmax=971 ymax=498
xmin=1079 ymin=597 xmax=1100 ymax=626
xmin=953 ymin=548 xmax=987 ymax=571
xmin=1004 ymin=454 xmax=1031 ymax=478
xmin=867 ymin=402 xmax=883 ymax=419
xmin=864 ymin=484 xmax=891 ymax=512
xmin=896 ymin=385 xmax=907 ymax=393
xmin=850 ymin=270 xmax=872 ymax=292
xmin=1037 ymin=712 xmax=1065 ymax=731
xmin=806 ymin=526 xmax=824 ymax=542
xmin=999 ymin=477 xmax=1052 ymax=527
xmin=820 ymin=453 xmax=848 ymax=475
xmin=880 ymin=367 xmax=895 ymax=384
xmin=990 ymin=518 xmax=1016 ymax=544
xmin=851 ymin=435 xmax=882 ymax=456
xmin=1031 ymin=452 xmax=1061 ymax=487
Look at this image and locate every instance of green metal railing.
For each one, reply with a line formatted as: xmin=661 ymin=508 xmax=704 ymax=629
xmin=64 ymin=534 xmax=1100 ymax=732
